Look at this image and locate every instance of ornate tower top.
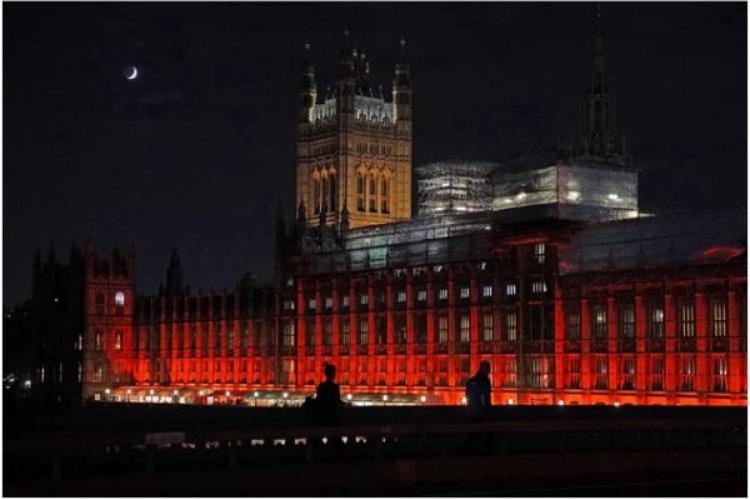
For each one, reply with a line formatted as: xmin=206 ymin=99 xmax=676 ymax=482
xmin=577 ymin=4 xmax=627 ymax=166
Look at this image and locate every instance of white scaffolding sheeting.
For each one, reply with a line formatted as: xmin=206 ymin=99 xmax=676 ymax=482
xmin=416 ymin=162 xmax=497 ymax=217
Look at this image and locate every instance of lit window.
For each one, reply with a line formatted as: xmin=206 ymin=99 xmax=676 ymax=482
xmin=115 ymin=291 xmax=125 ymax=307
xmin=711 ymin=298 xmax=727 ymax=338
xmin=437 ymin=316 xmax=448 ymax=343
xmin=284 ymin=299 xmax=295 ymax=311
xmin=95 ymin=330 xmax=103 ymax=351
xmin=325 ymin=297 xmax=333 ymax=309
xmin=360 ymin=294 xmax=368 ymax=306
xmin=531 ymin=281 xmax=547 ymax=294
xmin=286 ymin=277 xmax=294 ymax=287
xmin=433 ymin=265 xmax=443 ymax=272
xmin=478 ymin=261 xmax=487 ymax=270
xmin=417 ymin=290 xmax=427 ymax=302
xmin=482 ymin=314 xmax=494 ymax=341
xmin=505 ymin=312 xmax=518 ymax=341
xmin=679 ymin=301 xmax=695 ymax=338
xmin=482 ymin=285 xmax=493 ymax=298
xmin=649 ymin=306 xmax=664 ymax=338
xmin=593 ymin=306 xmax=607 ymax=338
xmin=77 ymin=334 xmax=83 ymax=351
xmin=505 ymin=283 xmax=517 ymax=296
xmin=534 ymin=243 xmax=546 ymax=263
xmin=341 ymin=296 xmax=350 ymax=308
xmin=459 ymin=315 xmax=470 ymax=343
xmin=308 ymin=299 xmax=316 ymax=310
xmin=397 ymin=291 xmax=406 ymax=303
xmin=114 ymin=331 xmax=123 ymax=350
xmin=460 ymin=287 xmax=470 ymax=299
xmin=438 ymin=288 xmax=448 ymax=301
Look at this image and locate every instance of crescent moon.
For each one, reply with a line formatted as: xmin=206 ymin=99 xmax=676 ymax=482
xmin=126 ymin=66 xmax=138 ymax=80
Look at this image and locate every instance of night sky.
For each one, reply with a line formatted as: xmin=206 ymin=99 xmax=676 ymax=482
xmin=4 ymin=2 xmax=746 ymax=304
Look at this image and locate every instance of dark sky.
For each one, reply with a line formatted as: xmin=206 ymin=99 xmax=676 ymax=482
xmin=4 ymin=2 xmax=746 ymax=304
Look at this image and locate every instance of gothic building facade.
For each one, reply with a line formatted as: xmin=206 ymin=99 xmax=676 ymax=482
xmin=30 ymin=24 xmax=747 ymax=408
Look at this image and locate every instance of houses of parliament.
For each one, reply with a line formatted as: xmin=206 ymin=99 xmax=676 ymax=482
xmin=29 ymin=20 xmax=746 ymax=408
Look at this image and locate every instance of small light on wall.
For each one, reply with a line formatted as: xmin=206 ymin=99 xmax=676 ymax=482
xmin=461 ymin=397 xmax=467 ymax=405
xmin=607 ymin=193 xmax=620 ymax=201
xmin=507 ymin=398 xmax=515 ymax=405
xmin=253 ymin=391 xmax=259 ymax=397
xmin=557 ymin=400 xmax=565 ymax=406
xmin=283 ymin=392 xmax=289 ymax=398
xmin=382 ymin=394 xmax=388 ymax=401
xmin=149 ymin=389 xmax=155 ymax=396
xmin=225 ymin=391 xmax=231 ymax=397
xmin=346 ymin=394 xmax=353 ymax=401
xmin=614 ymin=401 xmax=621 ymax=408
xmin=126 ymin=389 xmax=132 ymax=394
xmin=173 ymin=390 xmax=179 ymax=396
xmin=567 ymin=190 xmax=580 ymax=201
xmin=516 ymin=192 xmax=527 ymax=200
xmin=420 ymin=395 xmax=427 ymax=403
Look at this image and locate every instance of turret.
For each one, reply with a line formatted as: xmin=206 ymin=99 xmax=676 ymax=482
xmin=393 ymin=37 xmax=412 ymax=122
xmin=297 ymin=43 xmax=317 ymax=124
xmin=165 ymin=248 xmax=184 ymax=296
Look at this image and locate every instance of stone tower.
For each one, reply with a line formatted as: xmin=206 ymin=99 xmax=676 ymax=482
xmin=296 ymin=36 xmax=413 ymax=230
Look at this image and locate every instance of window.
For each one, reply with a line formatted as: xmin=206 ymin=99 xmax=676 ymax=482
xmin=437 ymin=316 xmax=448 ymax=343
xmin=566 ymin=309 xmax=581 ymax=340
xmin=482 ymin=313 xmax=494 ymax=341
xmin=368 ymin=175 xmax=377 ymax=212
xmin=620 ymin=304 xmax=635 ymax=338
xmin=341 ymin=296 xmax=350 ymax=308
xmin=323 ymin=320 xmax=333 ymax=346
xmin=621 ymin=357 xmax=635 ymax=390
xmin=395 ymin=315 xmax=407 ymax=343
xmin=505 ymin=283 xmax=517 ymax=296
xmin=96 ymin=293 xmax=105 ymax=314
xmin=438 ymin=288 xmax=448 ymax=301
xmin=95 ymin=330 xmax=103 ymax=351
xmin=711 ymin=298 xmax=727 ymax=337
xmin=397 ymin=291 xmax=406 ymax=303
xmin=114 ymin=331 xmax=123 ymax=350
xmin=380 ymin=177 xmax=390 ymax=213
xmin=534 ymin=243 xmax=546 ymax=263
xmin=527 ymin=357 xmax=551 ymax=389
xmin=505 ymin=312 xmax=518 ymax=341
xmin=76 ymin=334 xmax=83 ymax=351
xmin=313 ymin=175 xmax=321 ymax=214
xmin=460 ymin=287 xmax=470 ymax=299
xmin=482 ymin=285 xmax=493 ymax=298
xmin=324 ymin=297 xmax=333 ymax=309
xmin=305 ymin=320 xmax=315 ymax=348
xmin=566 ymin=357 xmax=581 ymax=389
xmin=679 ymin=301 xmax=695 ymax=338
xmin=340 ymin=320 xmax=350 ymax=345
xmin=680 ymin=355 xmax=695 ymax=391
xmin=283 ymin=322 xmax=296 ymax=346
xmin=649 ymin=306 xmax=664 ymax=338
xmin=459 ymin=314 xmax=471 ymax=343
xmin=417 ymin=290 xmax=427 ymax=302
xmin=308 ymin=299 xmax=316 ymax=311
xmin=415 ymin=314 xmax=427 ymax=344
xmin=360 ymin=294 xmax=368 ymax=306
xmin=649 ymin=356 xmax=664 ymax=391
xmin=358 ymin=319 xmax=369 ymax=345
xmin=712 ymin=356 xmax=728 ymax=392
xmin=376 ymin=317 xmax=387 ymax=345
xmin=594 ymin=357 xmax=608 ymax=389
xmin=93 ymin=364 xmax=103 ymax=383
xmin=531 ymin=281 xmax=547 ymax=294
xmin=114 ymin=291 xmax=125 ymax=312
xmin=357 ymin=174 xmax=366 ymax=212
xmin=502 ymin=358 xmax=517 ymax=388
xmin=593 ymin=305 xmax=607 ymax=339
xmin=283 ymin=299 xmax=295 ymax=311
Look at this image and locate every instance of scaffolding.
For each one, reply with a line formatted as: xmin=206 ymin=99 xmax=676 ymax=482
xmin=416 ymin=161 xmax=497 ymax=217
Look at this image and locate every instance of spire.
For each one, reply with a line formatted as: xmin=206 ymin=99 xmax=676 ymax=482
xmin=577 ymin=3 xmax=625 ymax=165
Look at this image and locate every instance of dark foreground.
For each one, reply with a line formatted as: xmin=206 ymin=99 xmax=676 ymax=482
xmin=4 ymin=403 xmax=747 ymax=496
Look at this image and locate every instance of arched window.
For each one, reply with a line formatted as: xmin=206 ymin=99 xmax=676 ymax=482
xmin=328 ymin=172 xmax=336 ymax=212
xmin=96 ymin=293 xmax=105 ymax=314
xmin=115 ymin=292 xmax=125 ymax=314
xmin=313 ymin=175 xmax=321 ymax=214
xmin=322 ymin=174 xmax=330 ymax=212
xmin=368 ymin=173 xmax=377 ymax=212
xmin=380 ymin=176 xmax=390 ymax=214
xmin=357 ymin=173 xmax=366 ymax=212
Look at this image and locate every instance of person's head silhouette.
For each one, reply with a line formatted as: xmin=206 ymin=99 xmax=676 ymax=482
xmin=478 ymin=360 xmax=491 ymax=377
xmin=324 ymin=362 xmax=336 ymax=382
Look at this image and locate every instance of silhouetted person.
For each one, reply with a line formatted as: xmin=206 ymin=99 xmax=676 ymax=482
xmin=303 ymin=363 xmax=343 ymax=425
xmin=466 ymin=361 xmax=492 ymax=416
